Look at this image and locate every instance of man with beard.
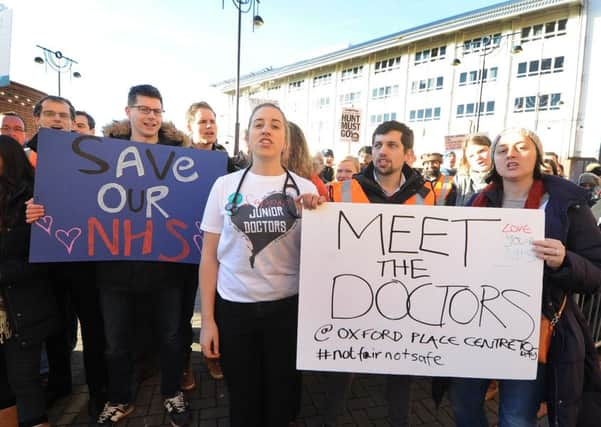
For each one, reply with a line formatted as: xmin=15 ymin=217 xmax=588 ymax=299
xmin=326 ymin=120 xmax=435 ymax=427
xmin=421 ymin=152 xmax=457 ymax=206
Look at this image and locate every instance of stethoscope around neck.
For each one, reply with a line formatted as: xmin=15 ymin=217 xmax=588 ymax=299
xmin=225 ymin=165 xmax=302 ymax=219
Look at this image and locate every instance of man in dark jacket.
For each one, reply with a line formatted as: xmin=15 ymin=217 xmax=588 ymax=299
xmin=27 ymin=96 xmax=108 ymax=416
xmin=95 ymin=85 xmax=192 ymax=427
xmin=328 ymin=121 xmax=434 ymax=427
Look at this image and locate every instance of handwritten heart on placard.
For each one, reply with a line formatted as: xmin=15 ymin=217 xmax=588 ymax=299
xmin=55 ymin=227 xmax=82 ymax=254
xmin=230 ymin=193 xmax=298 ymax=267
xmin=34 ymin=215 xmax=54 ymax=235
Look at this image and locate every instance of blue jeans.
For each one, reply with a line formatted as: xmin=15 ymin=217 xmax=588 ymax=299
xmin=448 ymin=364 xmax=545 ymax=427
xmin=100 ymin=287 xmax=183 ymax=403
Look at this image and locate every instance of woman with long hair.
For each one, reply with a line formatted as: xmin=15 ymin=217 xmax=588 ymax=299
xmin=454 ymin=133 xmax=492 ymax=206
xmin=286 ymin=121 xmax=329 ymax=199
xmin=448 ymin=128 xmax=601 ymax=426
xmin=0 ymin=136 xmax=58 ymax=427
xmin=199 ymin=103 xmax=324 ymax=427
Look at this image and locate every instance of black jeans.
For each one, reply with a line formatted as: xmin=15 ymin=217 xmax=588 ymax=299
xmin=1 ymin=339 xmax=47 ymax=427
xmin=215 ymin=294 xmax=302 ymax=427
xmin=46 ymin=264 xmax=107 ymax=397
xmin=100 ymin=287 xmax=183 ymax=404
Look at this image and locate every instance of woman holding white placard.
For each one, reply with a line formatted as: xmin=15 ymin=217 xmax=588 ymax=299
xmin=448 ymin=128 xmax=601 ymax=426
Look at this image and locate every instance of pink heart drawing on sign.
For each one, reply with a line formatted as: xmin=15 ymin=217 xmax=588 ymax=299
xmin=194 ymin=221 xmax=202 ymax=233
xmin=55 ymin=227 xmax=82 ymax=255
xmin=193 ymin=234 xmax=203 ymax=253
xmin=34 ymin=215 xmax=54 ymax=235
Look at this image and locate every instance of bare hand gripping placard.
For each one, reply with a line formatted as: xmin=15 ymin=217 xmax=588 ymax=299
xmin=297 ymin=203 xmax=544 ymax=380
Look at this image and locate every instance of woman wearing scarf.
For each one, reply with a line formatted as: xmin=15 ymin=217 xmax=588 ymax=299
xmin=0 ymin=136 xmax=58 ymax=427
xmin=448 ymin=128 xmax=601 ymax=426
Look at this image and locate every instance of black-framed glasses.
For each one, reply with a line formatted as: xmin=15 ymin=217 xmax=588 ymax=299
xmin=1 ymin=126 xmax=25 ymax=133
xmin=130 ymin=105 xmax=164 ymax=116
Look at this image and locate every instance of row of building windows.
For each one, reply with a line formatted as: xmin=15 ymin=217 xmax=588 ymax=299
xmin=313 ymin=73 xmax=332 ymax=87
xmin=339 ymin=91 xmax=361 ymax=105
xmin=514 ymin=93 xmax=562 ymax=112
xmin=316 ymin=97 xmax=330 ymax=108
xmin=463 ymin=33 xmax=502 ymax=54
xmin=459 ymin=67 xmax=498 ymax=86
xmin=521 ymin=19 xmax=567 ymax=42
xmin=341 ymin=65 xmax=364 ymax=81
xmin=411 ymin=76 xmax=444 ymax=93
xmin=371 ymin=85 xmax=399 ymax=100
xmin=517 ymin=56 xmax=564 ymax=77
xmin=409 ymin=107 xmax=442 ymax=122
xmin=456 ymin=101 xmax=495 ymax=118
xmin=370 ymin=112 xmax=397 ymax=125
xmin=288 ymin=80 xmax=303 ymax=92
xmin=375 ymin=56 xmax=401 ymax=73
xmin=415 ymin=45 xmax=446 ymax=64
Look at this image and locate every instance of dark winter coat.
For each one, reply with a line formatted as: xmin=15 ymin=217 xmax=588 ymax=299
xmin=473 ymin=175 xmax=601 ymax=426
xmin=95 ymin=120 xmax=197 ymax=293
xmin=0 ymin=183 xmax=59 ymax=348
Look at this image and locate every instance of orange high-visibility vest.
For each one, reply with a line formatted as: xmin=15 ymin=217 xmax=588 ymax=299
xmin=428 ymin=174 xmax=454 ymax=206
xmin=330 ymin=178 xmax=435 ymax=205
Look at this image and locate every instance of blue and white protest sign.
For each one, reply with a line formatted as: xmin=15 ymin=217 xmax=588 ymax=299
xmin=30 ymin=128 xmax=227 ymax=264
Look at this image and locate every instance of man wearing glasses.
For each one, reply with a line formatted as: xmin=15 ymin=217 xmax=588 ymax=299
xmin=0 ymin=111 xmax=27 ymax=145
xmin=98 ymin=85 xmax=193 ymax=427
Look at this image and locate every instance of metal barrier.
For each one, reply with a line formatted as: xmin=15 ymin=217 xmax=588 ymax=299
xmin=575 ymin=293 xmax=601 ymax=348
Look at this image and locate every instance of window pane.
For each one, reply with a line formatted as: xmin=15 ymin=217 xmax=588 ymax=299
xmin=434 ymin=107 xmax=441 ymax=118
xmin=514 ymin=97 xmax=524 ymax=111
xmin=427 ymin=78 xmax=434 ymax=89
xmin=539 ymin=94 xmax=549 ymax=110
xmin=391 ymin=112 xmax=397 ymax=120
xmin=551 ymin=93 xmax=562 ymax=107
xmin=423 ymin=50 xmax=430 ymax=60
xmin=417 ymin=110 xmax=424 ymax=119
xmin=490 ymin=67 xmax=498 ymax=79
xmin=470 ymin=70 xmax=478 ymax=82
xmin=472 ymin=38 xmax=481 ymax=49
xmin=419 ymin=80 xmax=427 ymax=90
xmin=558 ymin=19 xmax=567 ymax=32
xmin=518 ymin=62 xmax=527 ymax=75
xmin=529 ymin=60 xmax=540 ymax=73
xmin=466 ymin=103 xmax=475 ymax=115
xmin=372 ymin=89 xmax=377 ymax=98
xmin=541 ymin=58 xmax=552 ymax=71
xmin=533 ymin=24 xmax=543 ymax=37
xmin=431 ymin=47 xmax=438 ymax=57
xmin=464 ymin=40 xmax=471 ymax=50
xmin=415 ymin=52 xmax=421 ymax=61
xmin=425 ymin=108 xmax=433 ymax=119
xmin=482 ymin=68 xmax=488 ymax=81
xmin=410 ymin=111 xmax=416 ymax=120
xmin=522 ymin=27 xmax=531 ymax=39
xmin=459 ymin=72 xmax=467 ymax=84
xmin=487 ymin=101 xmax=495 ymax=113
xmin=440 ymin=46 xmax=446 ymax=56
xmin=457 ymin=105 xmax=465 ymax=116
xmin=493 ymin=33 xmax=502 ymax=45
xmin=545 ymin=22 xmax=556 ymax=34
xmin=436 ymin=76 xmax=444 ymax=88
xmin=526 ymin=96 xmax=536 ymax=110
xmin=554 ymin=56 xmax=564 ymax=70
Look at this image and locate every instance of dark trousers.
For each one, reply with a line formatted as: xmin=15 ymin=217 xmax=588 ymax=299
xmin=215 ymin=294 xmax=302 ymax=427
xmin=100 ymin=287 xmax=183 ymax=403
xmin=46 ymin=264 xmax=107 ymax=397
xmin=1 ymin=339 xmax=47 ymax=427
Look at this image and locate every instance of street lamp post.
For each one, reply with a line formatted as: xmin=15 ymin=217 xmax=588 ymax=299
xmin=227 ymin=0 xmax=264 ymax=155
xmin=34 ymin=45 xmax=81 ymax=97
xmin=453 ymin=34 xmax=522 ymax=132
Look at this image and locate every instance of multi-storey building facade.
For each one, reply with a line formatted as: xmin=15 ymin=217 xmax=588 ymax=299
xmin=216 ymin=0 xmax=600 ymax=173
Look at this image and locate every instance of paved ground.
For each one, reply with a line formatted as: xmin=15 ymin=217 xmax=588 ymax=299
xmin=48 ymin=304 xmax=550 ymax=426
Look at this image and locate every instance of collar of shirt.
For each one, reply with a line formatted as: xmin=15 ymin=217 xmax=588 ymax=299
xmin=373 ymin=170 xmax=406 ymax=197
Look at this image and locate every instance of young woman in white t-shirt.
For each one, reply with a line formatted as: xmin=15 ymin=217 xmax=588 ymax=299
xmin=199 ymin=103 xmax=323 ymax=427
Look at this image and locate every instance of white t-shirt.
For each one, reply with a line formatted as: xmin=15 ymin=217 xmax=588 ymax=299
xmin=201 ymin=169 xmax=317 ymax=302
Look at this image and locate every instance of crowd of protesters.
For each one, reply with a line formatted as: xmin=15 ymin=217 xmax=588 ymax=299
xmin=1 ymin=84 xmax=601 ymax=427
